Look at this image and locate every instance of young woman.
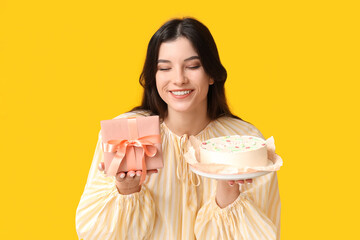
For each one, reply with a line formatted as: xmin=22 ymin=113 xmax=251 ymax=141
xmin=76 ymin=17 xmax=280 ymax=240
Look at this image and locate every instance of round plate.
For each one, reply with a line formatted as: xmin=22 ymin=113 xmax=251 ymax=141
xmin=189 ymin=165 xmax=271 ymax=180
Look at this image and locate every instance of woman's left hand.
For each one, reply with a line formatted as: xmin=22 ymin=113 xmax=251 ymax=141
xmin=216 ymin=179 xmax=252 ymax=208
xmin=227 ymin=179 xmax=252 ymax=186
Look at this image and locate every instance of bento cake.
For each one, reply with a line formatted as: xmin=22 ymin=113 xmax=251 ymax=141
xmin=199 ymin=135 xmax=268 ymax=168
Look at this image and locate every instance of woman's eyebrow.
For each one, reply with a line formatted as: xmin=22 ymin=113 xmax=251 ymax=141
xmin=157 ymin=56 xmax=200 ymax=63
xmin=157 ymin=59 xmax=171 ymax=63
xmin=184 ymin=56 xmax=200 ymax=61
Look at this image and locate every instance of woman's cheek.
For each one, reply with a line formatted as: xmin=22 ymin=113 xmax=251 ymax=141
xmin=155 ymin=78 xmax=167 ymax=102
xmin=155 ymin=73 xmax=163 ymax=88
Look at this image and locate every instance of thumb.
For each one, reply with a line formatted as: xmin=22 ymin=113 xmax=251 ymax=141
xmin=146 ymin=169 xmax=158 ymax=176
xmin=98 ymin=162 xmax=105 ymax=171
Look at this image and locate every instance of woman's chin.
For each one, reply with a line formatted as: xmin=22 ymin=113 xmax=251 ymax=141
xmin=167 ymin=105 xmax=194 ymax=114
xmin=167 ymin=100 xmax=208 ymax=116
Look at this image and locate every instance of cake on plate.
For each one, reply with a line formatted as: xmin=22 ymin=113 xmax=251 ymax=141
xmin=199 ymin=135 xmax=269 ymax=168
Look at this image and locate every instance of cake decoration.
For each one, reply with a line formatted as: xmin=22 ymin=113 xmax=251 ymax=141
xmin=184 ymin=135 xmax=283 ymax=175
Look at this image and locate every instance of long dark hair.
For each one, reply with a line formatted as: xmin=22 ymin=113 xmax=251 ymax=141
xmin=131 ymin=17 xmax=242 ymax=121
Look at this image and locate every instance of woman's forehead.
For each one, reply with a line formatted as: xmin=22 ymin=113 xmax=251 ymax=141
xmin=158 ymin=37 xmax=198 ymax=61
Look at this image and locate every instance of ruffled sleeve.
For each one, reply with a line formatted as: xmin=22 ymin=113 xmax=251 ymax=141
xmin=75 ymin=131 xmax=155 ymax=240
xmin=194 ymin=192 xmax=277 ymax=240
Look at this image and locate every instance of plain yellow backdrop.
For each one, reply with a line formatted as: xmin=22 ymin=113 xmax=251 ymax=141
xmin=1 ymin=0 xmax=359 ymax=239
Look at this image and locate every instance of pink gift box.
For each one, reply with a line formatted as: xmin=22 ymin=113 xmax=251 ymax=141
xmin=100 ymin=116 xmax=163 ymax=179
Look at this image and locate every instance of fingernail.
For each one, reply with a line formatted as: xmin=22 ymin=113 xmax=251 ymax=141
xmin=136 ymin=172 xmax=141 ymax=176
xmin=120 ymin=173 xmax=125 ymax=178
xmin=129 ymin=173 xmax=135 ymax=177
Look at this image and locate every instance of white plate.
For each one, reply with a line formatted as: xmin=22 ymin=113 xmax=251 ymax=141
xmin=189 ymin=165 xmax=271 ymax=180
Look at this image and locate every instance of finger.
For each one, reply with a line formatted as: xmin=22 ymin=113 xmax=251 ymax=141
xmin=127 ymin=171 xmax=136 ymax=178
xmin=98 ymin=162 xmax=105 ymax=171
xmin=236 ymin=180 xmax=245 ymax=184
xmin=243 ymin=179 xmax=252 ymax=184
xmin=135 ymin=170 xmax=142 ymax=177
xmin=116 ymin=172 xmax=126 ymax=182
xmin=147 ymin=169 xmax=158 ymax=175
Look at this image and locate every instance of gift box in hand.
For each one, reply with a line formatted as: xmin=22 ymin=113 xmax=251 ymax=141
xmin=100 ymin=115 xmax=163 ymax=184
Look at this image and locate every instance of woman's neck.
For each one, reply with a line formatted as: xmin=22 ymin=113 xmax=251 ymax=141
xmin=164 ymin=108 xmax=211 ymax=137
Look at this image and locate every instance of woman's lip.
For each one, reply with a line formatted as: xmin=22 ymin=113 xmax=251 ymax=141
xmin=169 ymin=90 xmax=193 ymax=99
xmin=169 ymin=89 xmax=193 ymax=92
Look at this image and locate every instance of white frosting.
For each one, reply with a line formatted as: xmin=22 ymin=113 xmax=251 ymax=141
xmin=199 ymin=135 xmax=268 ymax=168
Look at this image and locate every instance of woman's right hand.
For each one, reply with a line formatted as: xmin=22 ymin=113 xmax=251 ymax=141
xmin=98 ymin=162 xmax=158 ymax=195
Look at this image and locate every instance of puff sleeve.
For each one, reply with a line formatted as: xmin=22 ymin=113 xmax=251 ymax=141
xmin=75 ymin=132 xmax=155 ymax=240
xmin=194 ymin=172 xmax=280 ymax=240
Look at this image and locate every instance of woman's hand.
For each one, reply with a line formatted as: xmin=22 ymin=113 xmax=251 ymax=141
xmin=216 ymin=178 xmax=253 ymax=208
xmin=227 ymin=178 xmax=252 ymax=186
xmin=98 ymin=162 xmax=158 ymax=195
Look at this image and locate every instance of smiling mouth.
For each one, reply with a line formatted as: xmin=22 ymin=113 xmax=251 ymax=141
xmin=170 ymin=90 xmax=193 ymax=96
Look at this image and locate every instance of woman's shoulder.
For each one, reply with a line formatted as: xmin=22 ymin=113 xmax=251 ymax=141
xmin=112 ymin=109 xmax=152 ymax=119
xmin=214 ymin=116 xmax=265 ymax=139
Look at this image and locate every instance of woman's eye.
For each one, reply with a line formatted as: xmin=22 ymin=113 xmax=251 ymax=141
xmin=158 ymin=68 xmax=171 ymax=71
xmin=188 ymin=65 xmax=200 ymax=69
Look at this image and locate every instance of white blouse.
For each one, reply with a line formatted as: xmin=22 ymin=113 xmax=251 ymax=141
xmin=76 ymin=111 xmax=281 ymax=239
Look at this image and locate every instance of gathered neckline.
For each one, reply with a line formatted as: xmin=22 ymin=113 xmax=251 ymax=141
xmin=161 ymin=119 xmax=217 ymax=139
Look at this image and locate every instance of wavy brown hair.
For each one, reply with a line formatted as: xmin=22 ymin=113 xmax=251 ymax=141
xmin=131 ymin=17 xmax=243 ymax=121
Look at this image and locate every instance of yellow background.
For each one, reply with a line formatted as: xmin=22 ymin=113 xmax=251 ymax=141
xmin=1 ymin=0 xmax=359 ymax=239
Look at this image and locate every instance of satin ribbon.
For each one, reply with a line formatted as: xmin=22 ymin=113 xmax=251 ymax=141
xmin=102 ymin=134 xmax=161 ymax=185
xmin=177 ymin=134 xmax=200 ymax=187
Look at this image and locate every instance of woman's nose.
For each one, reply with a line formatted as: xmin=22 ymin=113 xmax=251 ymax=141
xmin=174 ymin=69 xmax=188 ymax=85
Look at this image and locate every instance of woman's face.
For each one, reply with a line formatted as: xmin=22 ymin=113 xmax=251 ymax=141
xmin=155 ymin=37 xmax=213 ymax=116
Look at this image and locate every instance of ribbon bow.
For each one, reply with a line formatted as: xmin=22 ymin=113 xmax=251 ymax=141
xmin=102 ymin=134 xmax=161 ymax=185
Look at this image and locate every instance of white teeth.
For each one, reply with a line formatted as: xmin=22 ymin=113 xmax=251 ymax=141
xmin=171 ymin=90 xmax=191 ymax=96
